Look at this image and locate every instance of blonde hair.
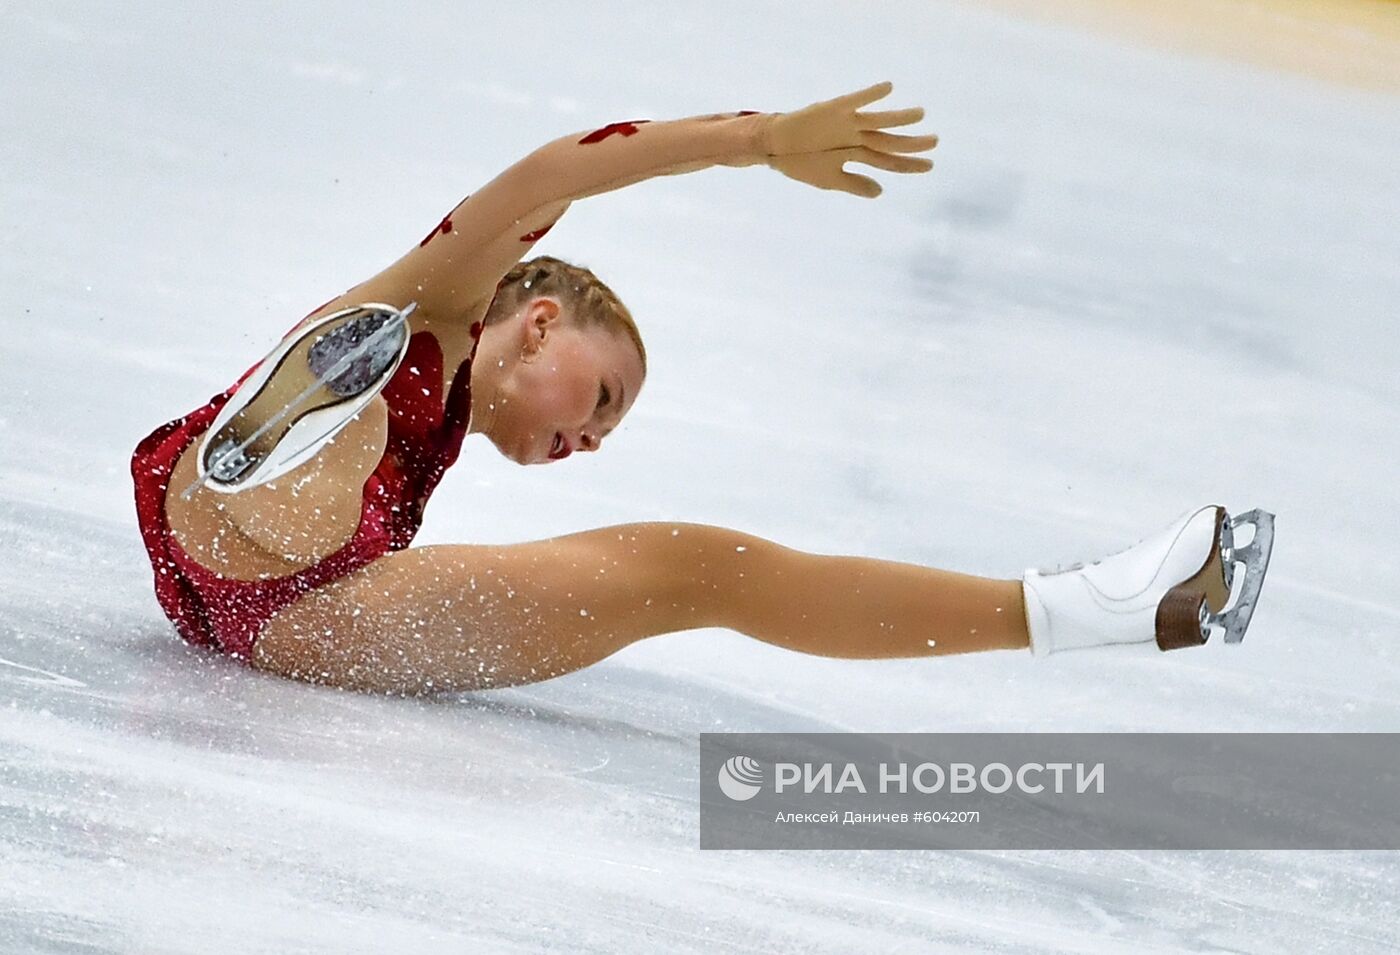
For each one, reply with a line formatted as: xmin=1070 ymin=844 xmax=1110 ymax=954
xmin=485 ymin=256 xmax=646 ymax=376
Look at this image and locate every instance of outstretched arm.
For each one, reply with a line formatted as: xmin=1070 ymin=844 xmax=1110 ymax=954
xmin=357 ymin=109 xmax=770 ymax=313
xmin=355 ymin=82 xmax=936 ymax=315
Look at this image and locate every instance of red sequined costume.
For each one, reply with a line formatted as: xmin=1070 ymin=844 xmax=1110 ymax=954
xmin=131 ymin=325 xmax=481 ymax=660
xmin=131 ymin=108 xmax=771 ymax=661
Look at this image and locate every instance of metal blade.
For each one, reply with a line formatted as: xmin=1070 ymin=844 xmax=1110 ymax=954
xmin=179 ymin=302 xmax=415 ymax=500
xmin=1209 ymin=508 xmax=1276 ymax=644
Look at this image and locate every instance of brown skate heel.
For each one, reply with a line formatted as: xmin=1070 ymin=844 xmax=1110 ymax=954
xmin=199 ymin=304 xmax=410 ymax=488
xmin=1155 ymin=506 xmax=1232 ymax=651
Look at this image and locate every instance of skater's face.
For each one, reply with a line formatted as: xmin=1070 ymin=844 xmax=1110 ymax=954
xmin=473 ymin=296 xmax=645 ymax=466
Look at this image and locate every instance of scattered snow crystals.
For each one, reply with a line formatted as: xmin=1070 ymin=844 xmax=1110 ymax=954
xmin=735 ymin=546 xmax=747 ymax=552
xmin=13 ymin=10 xmax=1391 ymax=946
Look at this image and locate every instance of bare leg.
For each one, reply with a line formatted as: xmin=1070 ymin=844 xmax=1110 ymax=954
xmin=253 ymin=522 xmax=1030 ymax=695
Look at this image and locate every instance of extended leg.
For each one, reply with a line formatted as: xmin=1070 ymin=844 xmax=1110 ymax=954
xmin=253 ymin=522 xmax=1029 ymax=695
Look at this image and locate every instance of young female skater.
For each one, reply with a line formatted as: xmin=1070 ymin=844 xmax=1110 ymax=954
xmin=131 ymin=82 xmax=1273 ymax=695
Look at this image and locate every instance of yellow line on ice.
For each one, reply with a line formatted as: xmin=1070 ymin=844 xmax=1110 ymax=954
xmin=977 ymin=0 xmax=1400 ymax=95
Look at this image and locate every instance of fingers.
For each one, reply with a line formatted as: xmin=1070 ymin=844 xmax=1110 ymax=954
xmin=849 ymin=146 xmax=933 ymax=175
xmin=828 ymin=146 xmax=930 ymax=196
xmin=837 ymin=170 xmax=883 ymax=199
xmin=855 ymin=107 xmax=925 ymax=130
xmin=860 ymin=129 xmax=938 ymax=154
xmin=834 ymin=80 xmax=894 ymax=110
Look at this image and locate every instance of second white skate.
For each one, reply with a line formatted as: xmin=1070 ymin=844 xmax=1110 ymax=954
xmin=1022 ymin=505 xmax=1276 ymax=656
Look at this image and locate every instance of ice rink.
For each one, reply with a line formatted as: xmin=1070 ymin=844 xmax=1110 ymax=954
xmin=3 ymin=0 xmax=1399 ymax=950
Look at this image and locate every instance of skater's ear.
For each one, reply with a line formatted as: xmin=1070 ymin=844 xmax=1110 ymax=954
xmin=522 ymin=295 xmax=562 ymax=330
xmin=519 ymin=296 xmax=563 ymax=358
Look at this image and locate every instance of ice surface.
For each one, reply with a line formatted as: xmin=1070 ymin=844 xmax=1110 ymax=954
xmin=3 ymin=0 xmax=1399 ymax=951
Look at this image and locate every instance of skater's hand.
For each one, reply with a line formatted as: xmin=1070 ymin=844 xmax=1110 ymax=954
xmin=761 ymin=81 xmax=937 ymax=198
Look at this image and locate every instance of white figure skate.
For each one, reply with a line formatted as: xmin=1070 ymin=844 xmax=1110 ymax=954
xmin=1022 ymin=505 xmax=1276 ymax=656
xmin=185 ymin=302 xmax=414 ymax=498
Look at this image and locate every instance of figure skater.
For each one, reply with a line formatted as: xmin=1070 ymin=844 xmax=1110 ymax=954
xmin=131 ymin=82 xmax=1274 ymax=695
